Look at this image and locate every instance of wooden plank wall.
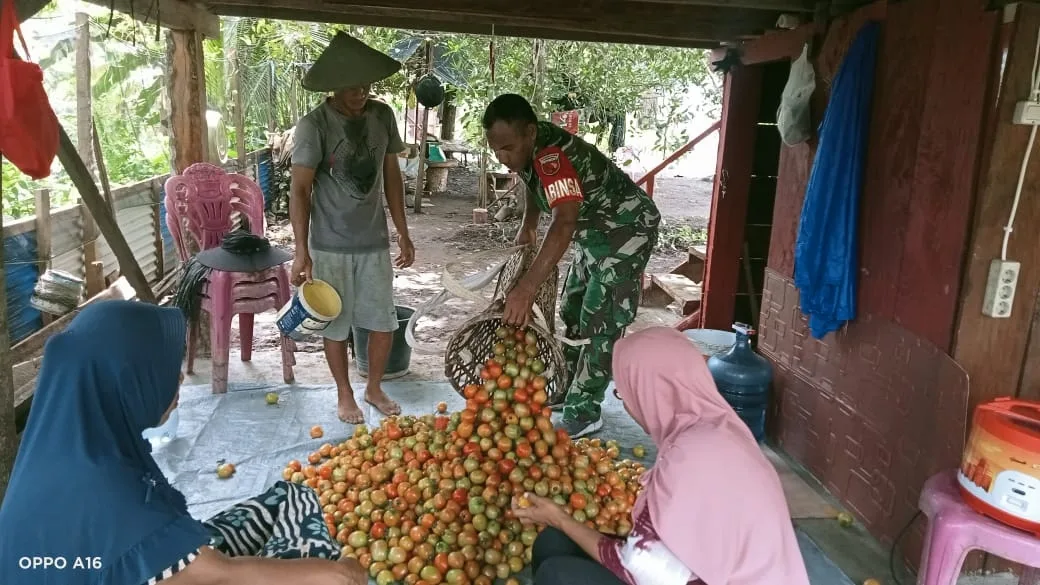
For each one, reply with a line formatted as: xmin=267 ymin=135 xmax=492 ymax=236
xmin=761 ymin=0 xmax=995 ymax=351
xmin=734 ymin=0 xmax=1000 ymax=559
xmin=954 ymin=4 xmax=1040 ymax=408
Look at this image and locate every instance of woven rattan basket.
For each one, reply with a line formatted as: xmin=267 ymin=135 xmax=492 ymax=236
xmin=444 ymin=246 xmax=569 ymax=406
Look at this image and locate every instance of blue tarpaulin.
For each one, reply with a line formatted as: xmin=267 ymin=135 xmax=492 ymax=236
xmin=794 ymin=21 xmax=880 ymax=339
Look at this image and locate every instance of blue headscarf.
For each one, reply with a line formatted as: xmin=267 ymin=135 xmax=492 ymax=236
xmin=0 ymin=301 xmax=213 ymax=585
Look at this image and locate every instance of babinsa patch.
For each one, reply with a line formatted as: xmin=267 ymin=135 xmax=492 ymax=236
xmin=537 ymin=152 xmax=561 ymax=176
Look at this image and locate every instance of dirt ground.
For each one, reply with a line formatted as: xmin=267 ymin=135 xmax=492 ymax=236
xmin=250 ymin=166 xmax=713 ymax=381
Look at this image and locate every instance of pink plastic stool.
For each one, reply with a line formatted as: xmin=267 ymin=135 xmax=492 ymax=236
xmin=164 ymin=163 xmax=296 ymax=393
xmin=918 ymin=469 xmax=1040 ymax=584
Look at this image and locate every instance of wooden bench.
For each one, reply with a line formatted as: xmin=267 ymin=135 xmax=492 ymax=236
xmin=440 ymin=140 xmax=474 ymax=165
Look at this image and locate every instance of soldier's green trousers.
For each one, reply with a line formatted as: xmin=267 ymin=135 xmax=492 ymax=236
xmin=560 ymin=232 xmax=656 ymax=422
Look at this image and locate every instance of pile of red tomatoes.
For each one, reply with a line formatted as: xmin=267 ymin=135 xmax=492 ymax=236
xmin=281 ymin=326 xmax=646 ymax=585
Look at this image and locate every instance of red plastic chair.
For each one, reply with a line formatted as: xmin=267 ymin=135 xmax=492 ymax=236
xmin=164 ymin=162 xmax=295 ymax=393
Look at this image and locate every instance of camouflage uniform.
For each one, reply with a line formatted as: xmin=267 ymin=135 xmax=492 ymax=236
xmin=520 ymin=122 xmax=660 ymax=422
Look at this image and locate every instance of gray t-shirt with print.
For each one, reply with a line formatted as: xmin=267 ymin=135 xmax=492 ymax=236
xmin=291 ymin=98 xmax=406 ymax=252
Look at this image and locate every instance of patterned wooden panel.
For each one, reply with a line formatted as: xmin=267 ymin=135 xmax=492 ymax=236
xmin=759 ymin=268 xmax=970 ymax=547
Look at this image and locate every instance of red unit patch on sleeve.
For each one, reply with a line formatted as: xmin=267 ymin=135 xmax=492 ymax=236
xmin=533 ymin=146 xmax=585 ymax=208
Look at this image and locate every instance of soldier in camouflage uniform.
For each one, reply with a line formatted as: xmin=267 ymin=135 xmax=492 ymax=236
xmin=483 ymin=94 xmax=660 ymax=438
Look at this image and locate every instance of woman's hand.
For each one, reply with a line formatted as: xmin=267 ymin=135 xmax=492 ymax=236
xmin=336 ymin=556 xmax=367 ymax=585
xmin=511 ymin=493 xmax=568 ymax=528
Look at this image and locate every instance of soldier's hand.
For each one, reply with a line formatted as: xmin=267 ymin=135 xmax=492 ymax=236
xmin=515 ymin=228 xmax=538 ymax=247
xmin=503 ymin=285 xmax=535 ymax=327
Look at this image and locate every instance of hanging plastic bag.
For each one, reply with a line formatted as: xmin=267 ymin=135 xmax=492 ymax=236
xmin=777 ymin=43 xmax=816 ymax=147
xmin=0 ymin=0 xmax=59 ymax=180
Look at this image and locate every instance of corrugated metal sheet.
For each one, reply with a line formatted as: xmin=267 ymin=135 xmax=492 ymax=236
xmin=4 ymin=232 xmax=42 ymax=343
xmin=120 ymin=205 xmax=159 ymax=282
xmin=97 ymin=187 xmax=160 ymax=282
xmin=50 ymin=206 xmax=85 ymax=280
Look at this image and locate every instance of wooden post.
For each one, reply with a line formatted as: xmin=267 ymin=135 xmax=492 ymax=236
xmin=75 ymin=12 xmax=95 ymax=178
xmin=167 ymin=27 xmax=210 ymax=353
xmin=412 ymin=39 xmax=433 ymax=215
xmin=267 ymin=60 xmax=276 ymax=134
xmin=700 ymin=64 xmax=763 ymax=330
xmin=440 ymin=90 xmax=457 ymax=141
xmin=80 ymin=203 xmax=103 ymax=296
xmin=34 ymin=189 xmax=51 ymax=274
xmin=151 ymin=178 xmax=165 ymax=280
xmin=73 ymin=12 xmax=104 ymax=290
xmin=229 ymin=37 xmax=246 ymax=169
xmin=34 ymin=189 xmax=52 ymax=324
xmin=0 ymin=158 xmax=16 ymax=502
xmin=167 ymin=29 xmax=209 ymax=173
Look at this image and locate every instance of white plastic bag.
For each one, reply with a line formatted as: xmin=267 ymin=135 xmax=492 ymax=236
xmin=777 ymin=43 xmax=816 ymax=146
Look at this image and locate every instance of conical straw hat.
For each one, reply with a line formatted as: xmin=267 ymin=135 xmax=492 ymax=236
xmin=302 ymin=32 xmax=402 ymax=92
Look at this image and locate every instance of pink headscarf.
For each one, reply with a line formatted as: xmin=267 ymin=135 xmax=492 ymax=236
xmin=613 ymin=327 xmax=810 ymax=585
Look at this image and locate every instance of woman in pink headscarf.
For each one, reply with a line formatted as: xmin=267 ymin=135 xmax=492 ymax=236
xmin=512 ymin=327 xmax=810 ymax=585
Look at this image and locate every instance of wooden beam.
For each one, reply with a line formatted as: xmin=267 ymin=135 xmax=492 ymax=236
xmin=207 ymin=5 xmax=720 ymax=48
xmin=167 ymin=29 xmax=209 ymax=173
xmin=628 ymin=0 xmax=812 ymax=8
xmin=56 ymin=125 xmax=157 ymax=304
xmin=82 ymin=0 xmax=220 ymax=38
xmin=207 ymin=0 xmax=777 ymax=46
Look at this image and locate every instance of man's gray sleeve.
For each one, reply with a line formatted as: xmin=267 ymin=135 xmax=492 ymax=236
xmin=291 ymin=117 xmax=323 ymax=168
xmin=385 ymin=107 xmax=406 ymax=155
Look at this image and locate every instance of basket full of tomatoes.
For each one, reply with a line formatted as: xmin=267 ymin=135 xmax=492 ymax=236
xmin=444 ymin=319 xmax=567 ymax=408
xmin=444 ymin=246 xmax=568 ymax=407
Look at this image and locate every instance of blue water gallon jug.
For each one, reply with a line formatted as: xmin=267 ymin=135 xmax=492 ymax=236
xmin=706 ymin=323 xmax=773 ymax=442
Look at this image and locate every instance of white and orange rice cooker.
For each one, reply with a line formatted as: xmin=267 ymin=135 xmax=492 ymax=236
xmin=958 ymin=397 xmax=1040 ymax=534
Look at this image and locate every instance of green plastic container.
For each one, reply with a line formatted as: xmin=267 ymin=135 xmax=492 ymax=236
xmin=352 ymin=306 xmax=415 ymax=380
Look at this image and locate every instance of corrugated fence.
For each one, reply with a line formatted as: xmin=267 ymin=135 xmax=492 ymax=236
xmin=4 ymin=150 xmax=275 ymax=345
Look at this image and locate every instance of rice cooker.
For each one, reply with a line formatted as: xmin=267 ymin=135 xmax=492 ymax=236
xmin=958 ymin=397 xmax=1040 ymax=534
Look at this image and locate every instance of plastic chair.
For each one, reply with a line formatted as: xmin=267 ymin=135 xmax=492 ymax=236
xmin=164 ymin=162 xmax=295 ymax=393
xmin=917 ymin=469 xmax=1040 ymax=585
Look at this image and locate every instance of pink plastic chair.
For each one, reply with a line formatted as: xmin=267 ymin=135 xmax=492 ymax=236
xmin=164 ymin=162 xmax=295 ymax=393
xmin=918 ymin=469 xmax=1040 ymax=584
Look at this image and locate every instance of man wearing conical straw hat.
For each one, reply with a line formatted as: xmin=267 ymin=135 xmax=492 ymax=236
xmin=290 ymin=31 xmax=414 ymax=424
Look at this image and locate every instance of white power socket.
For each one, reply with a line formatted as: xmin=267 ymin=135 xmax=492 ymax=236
xmin=982 ymin=259 xmax=1021 ymax=318
xmin=1014 ymin=101 xmax=1040 ymax=125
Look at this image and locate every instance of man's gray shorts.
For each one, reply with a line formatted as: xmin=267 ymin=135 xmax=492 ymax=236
xmin=310 ymin=248 xmax=399 ymax=342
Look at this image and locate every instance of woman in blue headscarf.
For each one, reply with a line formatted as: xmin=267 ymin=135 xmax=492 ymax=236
xmin=0 ymin=300 xmax=363 ymax=585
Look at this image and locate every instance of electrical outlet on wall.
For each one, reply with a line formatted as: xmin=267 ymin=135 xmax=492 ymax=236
xmin=982 ymin=259 xmax=1021 ymax=318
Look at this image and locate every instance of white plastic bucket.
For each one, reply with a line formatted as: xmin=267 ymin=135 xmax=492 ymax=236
xmin=142 ymin=407 xmax=179 ymax=447
xmin=684 ymin=328 xmax=736 ymax=357
xmin=276 ymin=279 xmax=343 ymax=336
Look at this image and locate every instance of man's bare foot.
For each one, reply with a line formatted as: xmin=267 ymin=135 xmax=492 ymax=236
xmin=337 ymin=394 xmax=365 ymax=424
xmin=364 ymin=386 xmax=401 ymax=416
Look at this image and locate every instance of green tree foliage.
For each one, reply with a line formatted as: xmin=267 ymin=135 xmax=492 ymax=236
xmin=3 ymin=7 xmax=717 ymax=219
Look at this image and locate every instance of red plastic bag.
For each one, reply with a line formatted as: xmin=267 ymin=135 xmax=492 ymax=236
xmin=0 ymin=0 xmax=59 ymax=180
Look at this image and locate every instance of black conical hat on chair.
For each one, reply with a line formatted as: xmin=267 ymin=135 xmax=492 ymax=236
xmin=302 ymin=32 xmax=402 ymax=92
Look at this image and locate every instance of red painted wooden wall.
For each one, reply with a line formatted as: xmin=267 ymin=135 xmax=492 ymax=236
xmin=719 ymin=0 xmax=1001 ymax=557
